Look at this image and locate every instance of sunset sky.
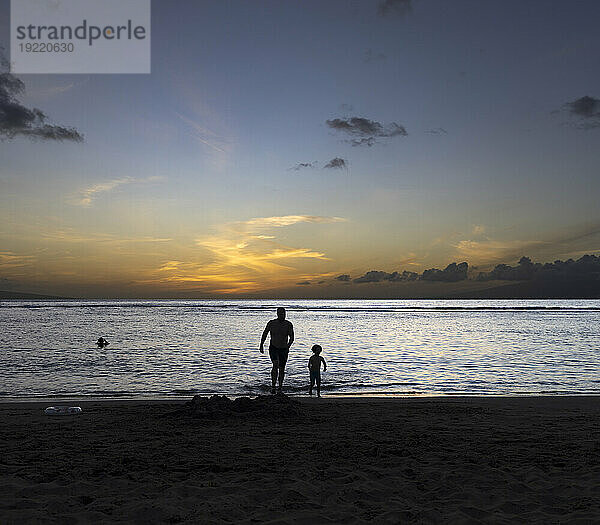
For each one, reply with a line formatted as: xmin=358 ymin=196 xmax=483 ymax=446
xmin=1 ymin=0 xmax=599 ymax=297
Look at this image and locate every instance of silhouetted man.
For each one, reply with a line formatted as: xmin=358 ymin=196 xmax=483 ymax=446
xmin=260 ymin=307 xmax=294 ymax=394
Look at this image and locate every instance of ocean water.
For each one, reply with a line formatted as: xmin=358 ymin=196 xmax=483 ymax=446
xmin=1 ymin=299 xmax=599 ymax=398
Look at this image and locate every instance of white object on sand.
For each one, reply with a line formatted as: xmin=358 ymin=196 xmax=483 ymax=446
xmin=44 ymin=406 xmax=83 ymax=416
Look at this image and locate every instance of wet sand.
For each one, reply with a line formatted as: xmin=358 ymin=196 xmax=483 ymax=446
xmin=1 ymin=396 xmax=599 ymax=524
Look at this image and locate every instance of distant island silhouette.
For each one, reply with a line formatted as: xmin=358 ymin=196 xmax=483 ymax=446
xmin=0 ymin=290 xmax=71 ymax=300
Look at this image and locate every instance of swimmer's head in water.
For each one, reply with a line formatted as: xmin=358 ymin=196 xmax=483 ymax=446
xmin=312 ymin=344 xmax=322 ymax=354
xmin=277 ymin=307 xmax=286 ymax=320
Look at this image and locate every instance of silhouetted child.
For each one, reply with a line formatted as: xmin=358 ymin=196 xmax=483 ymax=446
xmin=308 ymin=344 xmax=327 ymax=397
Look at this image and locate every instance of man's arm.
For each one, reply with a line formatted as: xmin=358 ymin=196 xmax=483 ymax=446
xmin=321 ymin=357 xmax=327 ymax=371
xmin=287 ymin=322 xmax=294 ymax=349
xmin=260 ymin=322 xmax=270 ymax=353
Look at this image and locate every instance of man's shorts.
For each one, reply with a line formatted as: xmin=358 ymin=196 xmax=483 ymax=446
xmin=269 ymin=344 xmax=289 ymax=366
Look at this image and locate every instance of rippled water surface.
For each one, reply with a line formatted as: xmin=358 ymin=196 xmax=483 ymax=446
xmin=1 ymin=299 xmax=599 ymax=397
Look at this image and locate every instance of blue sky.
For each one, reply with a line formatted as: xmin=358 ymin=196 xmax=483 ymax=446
xmin=1 ymin=0 xmax=599 ymax=297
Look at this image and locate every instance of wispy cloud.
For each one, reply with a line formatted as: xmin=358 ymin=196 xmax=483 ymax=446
xmin=454 ymin=238 xmax=545 ymax=266
xmin=176 ymin=112 xmax=229 ymax=152
xmin=324 ymin=157 xmax=347 ymax=169
xmin=139 ymin=215 xmax=346 ymax=294
xmin=452 ymin=222 xmax=600 ymax=267
xmin=40 ymin=228 xmax=172 ymax=244
xmin=288 ymin=161 xmax=317 ymax=171
xmin=71 ymin=176 xmax=163 ymax=207
xmin=241 ymin=215 xmax=345 ymax=229
xmin=0 ymin=250 xmax=35 ymax=269
xmin=348 ymin=137 xmax=375 ymax=147
xmin=26 ymin=77 xmax=90 ymax=100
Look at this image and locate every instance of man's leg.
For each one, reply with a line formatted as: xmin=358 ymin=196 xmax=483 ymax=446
xmin=316 ymin=374 xmax=321 ymax=397
xmin=309 ymin=373 xmax=315 ymax=395
xmin=271 ymin=362 xmax=278 ymax=393
xmin=268 ymin=345 xmax=279 ymax=393
xmin=277 ymin=348 xmax=288 ymax=392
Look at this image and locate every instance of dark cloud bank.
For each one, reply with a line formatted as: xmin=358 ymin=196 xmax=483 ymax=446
xmin=324 ymin=157 xmax=347 ymax=169
xmin=566 ymin=96 xmax=600 ymax=118
xmin=353 ymin=263 xmax=467 ymax=284
xmin=0 ymin=66 xmax=83 ymax=142
xmin=475 ymin=255 xmax=600 ymax=282
xmin=288 ymin=158 xmax=346 ymax=170
xmin=337 ymin=255 xmax=600 ymax=298
xmin=354 ymin=270 xmax=419 ymax=283
xmin=326 ymin=116 xmax=407 ymax=147
xmin=559 ymin=96 xmax=600 ymax=129
xmin=289 ymin=161 xmax=317 ymax=171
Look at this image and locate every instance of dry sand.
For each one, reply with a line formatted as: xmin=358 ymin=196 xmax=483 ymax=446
xmin=1 ymin=395 xmax=599 ymax=524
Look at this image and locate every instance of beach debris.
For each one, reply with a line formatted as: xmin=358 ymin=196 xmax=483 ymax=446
xmin=167 ymin=394 xmax=303 ymax=420
xmin=44 ymin=406 xmax=83 ymax=416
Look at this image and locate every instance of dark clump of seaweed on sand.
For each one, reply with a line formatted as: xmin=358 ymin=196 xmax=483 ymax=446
xmin=165 ymin=393 xmax=304 ymax=420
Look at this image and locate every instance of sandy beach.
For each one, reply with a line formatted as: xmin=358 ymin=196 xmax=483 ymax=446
xmin=1 ymin=395 xmax=599 ymax=524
